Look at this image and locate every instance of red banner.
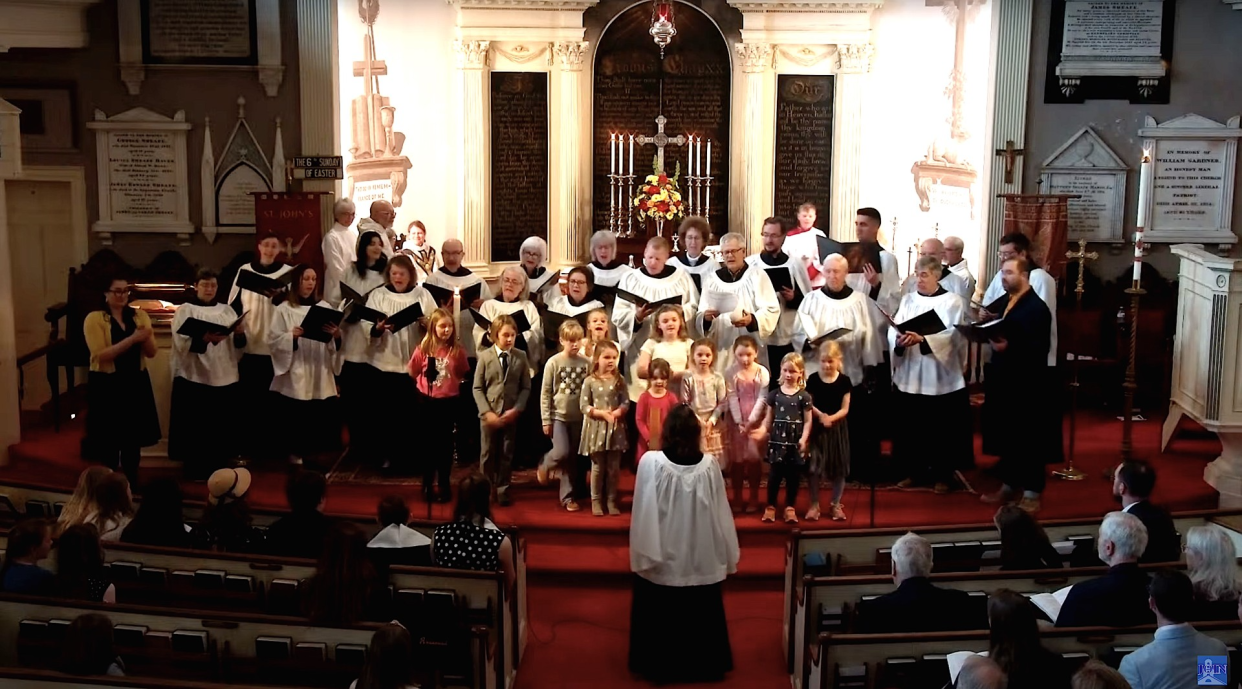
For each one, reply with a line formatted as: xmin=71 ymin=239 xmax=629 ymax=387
xmin=253 ymin=192 xmax=327 ymax=281
xmin=998 ymin=194 xmax=1071 ymax=280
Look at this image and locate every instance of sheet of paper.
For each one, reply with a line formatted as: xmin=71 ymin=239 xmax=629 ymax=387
xmin=700 ymin=290 xmax=739 ymax=315
xmin=947 ymin=650 xmax=988 ymax=684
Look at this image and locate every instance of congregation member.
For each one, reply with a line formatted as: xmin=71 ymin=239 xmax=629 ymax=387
xmin=613 ymin=236 xmax=700 ymax=399
xmin=473 ymin=315 xmax=532 ymax=505
xmin=55 ymin=524 xmax=116 ymax=603
xmin=364 ymin=255 xmax=437 ymax=471
xmin=321 ymin=198 xmax=359 ymax=304
xmin=0 ymin=518 xmax=53 ymax=593
xmin=356 ymin=199 xmax=397 ymax=257
xmin=845 ymin=208 xmax=902 ymax=315
xmin=367 ymin=496 xmax=431 ymax=570
xmin=350 ymin=623 xmax=418 ymax=689
xmin=337 ymin=230 xmax=388 ymax=464
xmin=1119 ymin=570 xmax=1228 ymax=689
xmin=432 ymin=474 xmax=517 ymax=590
xmin=1183 ymin=524 xmax=1242 ymax=621
xmin=518 ymin=235 xmax=559 ymax=305
xmin=399 ymin=219 xmax=438 ymax=282
xmin=854 ymin=532 xmax=983 ymax=632
xmin=629 ymin=405 xmax=738 ymax=684
xmin=957 ymin=656 xmax=1007 ymax=689
xmin=890 ymin=256 xmax=972 ymax=494
xmin=1072 ymin=661 xmax=1133 ymax=689
xmin=994 ymin=505 xmax=1063 ymax=570
xmin=747 ymin=216 xmax=812 ymax=385
xmin=696 ymin=232 xmax=780 ymax=372
xmin=1057 ymin=511 xmax=1154 ymax=628
xmin=669 ymin=216 xmax=719 ymax=291
xmin=62 ymin=614 xmax=126 ymax=677
xmin=229 ymin=232 xmax=294 ymax=461
xmin=407 ymin=308 xmax=470 ymax=502
xmin=304 ymin=522 xmax=388 ymax=625
xmin=900 ymin=238 xmax=972 ymax=299
xmin=982 ymin=232 xmax=1058 ymax=366
xmin=119 ymin=477 xmax=193 ymax=549
xmin=793 ymin=253 xmax=885 ymax=481
xmin=986 ymin=590 xmax=1073 ymax=689
xmin=423 ymin=238 xmax=491 ymax=360
xmin=268 ymin=266 xmax=343 ymax=466
xmin=981 ymin=257 xmax=1055 ymax=513
xmin=198 ymin=467 xmax=264 ymax=553
xmin=84 ymin=273 xmax=160 ymax=486
xmin=82 ymin=472 xmax=134 ymax=542
xmin=170 ymin=269 xmax=243 ymax=479
xmin=539 ymin=319 xmax=591 ymax=512
xmin=265 ymin=469 xmax=332 ymax=559
xmin=586 ymin=230 xmax=633 ymax=310
xmin=944 ymin=235 xmax=976 ymax=298
xmin=57 ymin=466 xmax=112 ymax=537
xmin=782 ymin=202 xmax=830 ymax=288
xmin=1112 ymin=460 xmax=1181 ymax=563
xmin=546 ymin=266 xmax=605 ymax=320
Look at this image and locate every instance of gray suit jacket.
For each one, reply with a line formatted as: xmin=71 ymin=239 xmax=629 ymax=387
xmin=473 ymin=347 xmax=531 ymax=417
xmin=1119 ymin=623 xmax=1228 ymax=689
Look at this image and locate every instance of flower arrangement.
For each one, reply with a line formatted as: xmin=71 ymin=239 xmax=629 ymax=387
xmin=633 ymin=164 xmax=685 ymax=222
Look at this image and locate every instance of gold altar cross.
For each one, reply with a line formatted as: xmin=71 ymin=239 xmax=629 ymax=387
xmin=635 ymin=115 xmax=688 ymax=175
xmin=995 ymin=139 xmax=1025 ymax=184
xmin=1065 ymin=238 xmax=1099 ymax=301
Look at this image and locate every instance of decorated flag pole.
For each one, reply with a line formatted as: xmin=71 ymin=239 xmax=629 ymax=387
xmin=1120 ymin=149 xmax=1152 ymax=461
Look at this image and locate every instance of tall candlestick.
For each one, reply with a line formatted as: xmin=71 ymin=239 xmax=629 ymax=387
xmin=452 ymin=287 xmax=462 ymax=343
xmin=1132 ymin=230 xmax=1144 ymax=283
xmin=610 ymin=133 xmax=616 ymax=175
xmin=629 ymin=134 xmax=634 ymax=175
xmin=687 ymin=134 xmax=692 ymax=179
xmin=706 ymin=139 xmax=712 ymax=178
xmin=1136 ymin=149 xmax=1152 ymax=228
xmin=695 ymin=136 xmax=701 ymax=178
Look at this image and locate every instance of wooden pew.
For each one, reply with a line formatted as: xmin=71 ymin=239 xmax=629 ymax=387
xmin=781 ymin=508 xmax=1242 ymax=671
xmin=0 ymin=667 xmax=319 ymax=689
xmin=802 ymin=620 xmax=1242 ymax=689
xmin=0 ymin=593 xmax=496 ymax=689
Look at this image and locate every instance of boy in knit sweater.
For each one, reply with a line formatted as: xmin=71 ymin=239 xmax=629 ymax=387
xmin=537 ymin=320 xmax=591 ymax=511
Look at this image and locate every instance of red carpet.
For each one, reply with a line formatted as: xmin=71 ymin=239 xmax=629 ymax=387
xmin=3 ymin=409 xmax=1223 ymax=687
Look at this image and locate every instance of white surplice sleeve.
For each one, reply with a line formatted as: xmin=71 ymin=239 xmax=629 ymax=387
xmin=267 ymin=304 xmax=297 ymax=377
xmin=708 ymin=456 xmax=740 ymax=574
xmin=629 ymin=453 xmax=664 ymax=575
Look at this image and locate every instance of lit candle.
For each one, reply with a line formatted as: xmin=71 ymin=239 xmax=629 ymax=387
xmin=628 ymin=134 xmax=634 ymax=176
xmin=610 ymin=133 xmax=615 ymax=175
xmin=452 ymin=286 xmax=462 ymax=342
xmin=1136 ymin=149 xmax=1152 ymax=228
xmin=687 ymin=134 xmax=692 ymax=178
xmin=706 ymin=139 xmax=712 ymax=178
xmin=1133 ymin=230 xmax=1144 ymax=283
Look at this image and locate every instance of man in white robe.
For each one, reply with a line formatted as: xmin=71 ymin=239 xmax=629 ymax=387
xmin=794 ymin=253 xmax=886 ymax=480
xmin=943 ymin=235 xmax=976 ymax=299
xmin=889 ymin=256 xmax=972 ymax=494
xmin=844 ymin=207 xmax=902 ymax=316
xmin=356 ymin=200 xmax=397 ymax=259
xmin=981 ymin=232 xmax=1058 ymax=366
xmin=320 ymin=198 xmax=358 ymax=304
xmin=613 ymin=236 xmax=700 ymax=401
xmin=696 ymin=233 xmax=780 ymax=373
xmin=746 ymin=216 xmax=812 ymax=384
xmin=782 ymin=202 xmax=829 ymax=289
xmin=900 ymin=238 xmax=971 ymax=301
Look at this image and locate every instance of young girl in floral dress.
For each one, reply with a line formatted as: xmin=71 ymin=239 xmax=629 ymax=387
xmin=725 ymin=335 xmax=769 ymax=513
xmin=682 ymin=338 xmax=728 ymax=462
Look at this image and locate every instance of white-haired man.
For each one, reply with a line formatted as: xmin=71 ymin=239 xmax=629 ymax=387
xmin=900 ymin=238 xmax=971 ymax=300
xmin=957 ymin=656 xmax=1007 ymax=689
xmin=854 ymin=532 xmax=983 ymax=633
xmin=943 ymin=235 xmax=976 ymax=298
xmin=321 ymin=198 xmax=358 ymax=303
xmin=1057 ymin=511 xmax=1154 ymax=628
xmin=696 ymin=232 xmax=780 ymax=372
xmin=357 ymin=199 xmax=397 ymax=259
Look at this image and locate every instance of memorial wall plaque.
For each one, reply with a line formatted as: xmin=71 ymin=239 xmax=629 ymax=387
xmin=490 ymin=72 xmax=549 ymax=262
xmin=774 ymin=75 xmax=834 ymax=220
xmin=591 ymin=3 xmax=731 ymax=242
xmin=216 ymin=165 xmax=268 ymax=226
xmin=1039 ymin=126 xmax=1127 ymax=243
xmin=142 ymin=0 xmax=257 ymax=65
xmin=1045 ymin=0 xmax=1174 ymax=104
xmin=1138 ymin=114 xmax=1241 ymax=245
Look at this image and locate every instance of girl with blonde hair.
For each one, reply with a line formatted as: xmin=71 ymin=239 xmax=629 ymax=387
xmin=408 ymin=308 xmax=469 ymax=502
xmin=804 ymin=341 xmax=852 ymax=522
xmin=753 ymin=352 xmax=813 ymax=524
xmin=57 ymin=466 xmax=113 ymax=536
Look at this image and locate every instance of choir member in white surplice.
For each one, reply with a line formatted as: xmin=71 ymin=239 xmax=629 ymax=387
xmin=399 ymin=220 xmax=438 ymax=283
xmin=364 ymin=256 xmax=438 ymax=471
xmin=423 ymin=239 xmax=493 ymax=360
xmin=356 ymin=199 xmax=398 ymax=259
xmin=944 ymin=236 xmax=977 ymax=299
xmin=337 ymin=231 xmax=388 ymax=465
xmin=844 ymin=207 xmax=902 ymax=317
xmin=629 ymin=405 xmax=738 ymax=684
xmin=782 ymin=202 xmax=830 ymax=289
xmin=747 ymin=216 xmax=813 ymax=386
xmin=586 ymin=231 xmax=633 ymax=316
xmin=545 ymin=266 xmax=605 ymax=319
xmin=899 ymin=238 xmax=972 ymax=301
xmin=267 ymin=266 xmax=343 ymax=465
xmin=321 ymin=198 xmax=359 ymax=305
xmin=793 ymin=253 xmax=886 ymax=480
xmin=981 ymin=232 xmax=1058 ymax=367
xmin=170 ymin=270 xmax=244 ymax=479
xmin=228 ymin=232 xmax=295 ymax=461
xmin=888 ymin=257 xmax=973 ymax=493
xmin=696 ymin=233 xmax=780 ymax=373
xmin=669 ymin=217 xmax=720 ymax=294
xmin=518 ymin=236 xmax=560 ymax=307
xmin=613 ymin=236 xmax=700 ymax=401
xmin=473 ymin=266 xmax=544 ymax=372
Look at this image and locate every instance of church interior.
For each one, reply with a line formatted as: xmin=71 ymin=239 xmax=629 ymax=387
xmin=2 ymin=1 xmax=1242 ymax=688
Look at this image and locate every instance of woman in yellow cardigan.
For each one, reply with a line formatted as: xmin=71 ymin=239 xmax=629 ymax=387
xmin=84 ymin=275 xmax=160 ymax=486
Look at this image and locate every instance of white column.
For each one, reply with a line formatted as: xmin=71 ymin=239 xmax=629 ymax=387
xmin=0 ymin=180 xmax=20 ymax=464
xmin=456 ymin=40 xmax=492 ymax=270
xmin=737 ymin=42 xmax=774 ymax=250
xmin=553 ymin=41 xmax=588 ymax=267
xmin=297 ymin=0 xmax=339 ymax=195
xmin=982 ymin=0 xmax=1033 ymax=279
xmin=830 ymin=43 xmax=873 ymax=242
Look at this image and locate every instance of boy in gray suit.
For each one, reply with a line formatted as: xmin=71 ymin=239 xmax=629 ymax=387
xmin=473 ymin=315 xmax=530 ymax=505
xmin=1120 ymin=570 xmax=1228 ymax=689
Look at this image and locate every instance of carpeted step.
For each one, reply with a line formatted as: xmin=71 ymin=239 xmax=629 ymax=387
xmin=525 ymin=541 xmax=788 ymax=582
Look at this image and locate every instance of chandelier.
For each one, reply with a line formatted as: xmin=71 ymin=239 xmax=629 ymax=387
xmin=649 ymin=1 xmax=676 ymax=58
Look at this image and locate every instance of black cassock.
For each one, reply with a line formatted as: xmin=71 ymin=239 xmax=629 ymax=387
xmin=981 ymin=289 xmax=1060 ymax=463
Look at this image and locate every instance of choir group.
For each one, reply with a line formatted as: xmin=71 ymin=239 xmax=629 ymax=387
xmin=87 ymin=198 xmax=1060 ymax=519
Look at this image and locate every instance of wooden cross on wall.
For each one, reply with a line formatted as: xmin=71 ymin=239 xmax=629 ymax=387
xmin=995 ymin=139 xmax=1025 ymax=184
xmin=635 ymin=115 xmax=687 ymax=175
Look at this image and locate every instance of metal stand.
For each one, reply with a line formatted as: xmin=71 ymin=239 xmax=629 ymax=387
xmin=1055 ymin=239 xmax=1097 ymax=481
xmin=1120 ymin=281 xmax=1145 ymax=461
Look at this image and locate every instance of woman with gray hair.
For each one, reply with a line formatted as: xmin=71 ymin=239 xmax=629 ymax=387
xmin=473 ymin=265 xmax=543 ymax=371
xmin=1185 ymin=524 xmax=1242 ymax=620
xmin=518 ymin=236 xmax=559 ymax=306
xmin=586 ymin=230 xmax=632 ymax=312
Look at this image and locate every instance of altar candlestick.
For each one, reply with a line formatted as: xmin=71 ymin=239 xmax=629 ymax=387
xmin=687 ymin=134 xmax=692 ymax=178
xmin=706 ymin=139 xmax=712 ymax=178
xmin=1137 ymin=149 xmax=1152 ymax=228
xmin=695 ymin=137 xmax=702 ymax=178
xmin=452 ymin=287 xmax=462 ymax=343
xmin=629 ymin=134 xmax=634 ymax=175
xmin=610 ymin=133 xmax=616 ymax=174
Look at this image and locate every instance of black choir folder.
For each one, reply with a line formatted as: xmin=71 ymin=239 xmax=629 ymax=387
xmin=424 ymin=281 xmax=484 ymax=308
xmin=615 ymin=288 xmax=681 ymax=310
xmin=340 ymin=283 xmax=378 ymax=308
xmin=955 ymin=318 xmax=1008 ymax=343
xmin=236 ymin=267 xmax=298 ymax=296
xmin=298 ymin=304 xmax=346 ymax=343
xmin=890 ymin=309 xmax=947 ymax=337
xmin=817 ymin=237 xmax=882 ymax=274
xmin=807 ymin=327 xmax=852 ymax=350
xmin=378 ymin=302 xmax=425 ymax=334
xmin=470 ymin=308 xmax=532 ymax=333
xmin=763 ymin=265 xmax=796 ymax=294
xmin=177 ymin=312 xmax=246 ymax=339
xmin=543 ymin=310 xmax=592 ymax=346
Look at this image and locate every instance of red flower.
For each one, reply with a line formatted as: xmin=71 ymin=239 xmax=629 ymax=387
xmin=638 ymin=201 xmax=649 ymax=210
xmin=656 ymin=202 xmax=669 ymax=212
xmin=657 ymin=174 xmax=668 ymax=185
xmin=646 ymin=185 xmax=659 ymax=195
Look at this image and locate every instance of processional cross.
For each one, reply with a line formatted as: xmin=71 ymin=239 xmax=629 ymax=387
xmin=1065 ymin=238 xmax=1098 ymax=303
xmin=635 ymin=115 xmax=687 ymax=175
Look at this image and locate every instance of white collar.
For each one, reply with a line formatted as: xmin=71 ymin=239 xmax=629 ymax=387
xmin=495 ymin=345 xmax=513 ymax=358
xmin=367 ymin=523 xmax=431 ymax=548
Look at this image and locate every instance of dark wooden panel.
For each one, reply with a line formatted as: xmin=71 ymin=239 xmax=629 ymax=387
xmin=773 ymin=75 xmax=834 ymax=221
xmin=490 ymin=71 xmax=549 ymax=262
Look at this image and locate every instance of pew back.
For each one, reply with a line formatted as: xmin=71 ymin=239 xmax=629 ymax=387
xmin=0 ymin=667 xmax=318 ymax=689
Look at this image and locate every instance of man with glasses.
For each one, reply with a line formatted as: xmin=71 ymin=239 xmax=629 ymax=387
xmin=696 ymin=233 xmax=780 ymax=372
xmin=943 ymin=236 xmax=976 ymax=299
xmin=424 ymin=239 xmax=492 ymax=360
xmin=899 ymin=238 xmax=971 ymax=300
xmin=980 ymin=232 xmax=1057 ymax=367
xmin=747 ymin=217 xmax=812 ymax=385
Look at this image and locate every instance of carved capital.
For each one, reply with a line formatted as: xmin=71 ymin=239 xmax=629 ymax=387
xmin=258 ymin=65 xmax=285 ymax=97
xmin=554 ymin=41 xmax=588 ymax=71
xmin=835 ymin=43 xmax=874 ymax=74
xmin=119 ymin=63 xmax=145 ymax=96
xmin=454 ymin=40 xmax=492 ymax=70
xmin=735 ymin=42 xmax=773 ymax=74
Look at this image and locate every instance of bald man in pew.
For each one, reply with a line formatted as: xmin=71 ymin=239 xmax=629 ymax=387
xmin=854 ymin=533 xmax=986 ymax=633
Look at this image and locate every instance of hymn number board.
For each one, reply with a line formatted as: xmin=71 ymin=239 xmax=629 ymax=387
xmin=490 ymin=72 xmax=549 ymax=262
xmin=774 ymin=76 xmax=834 ymax=221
